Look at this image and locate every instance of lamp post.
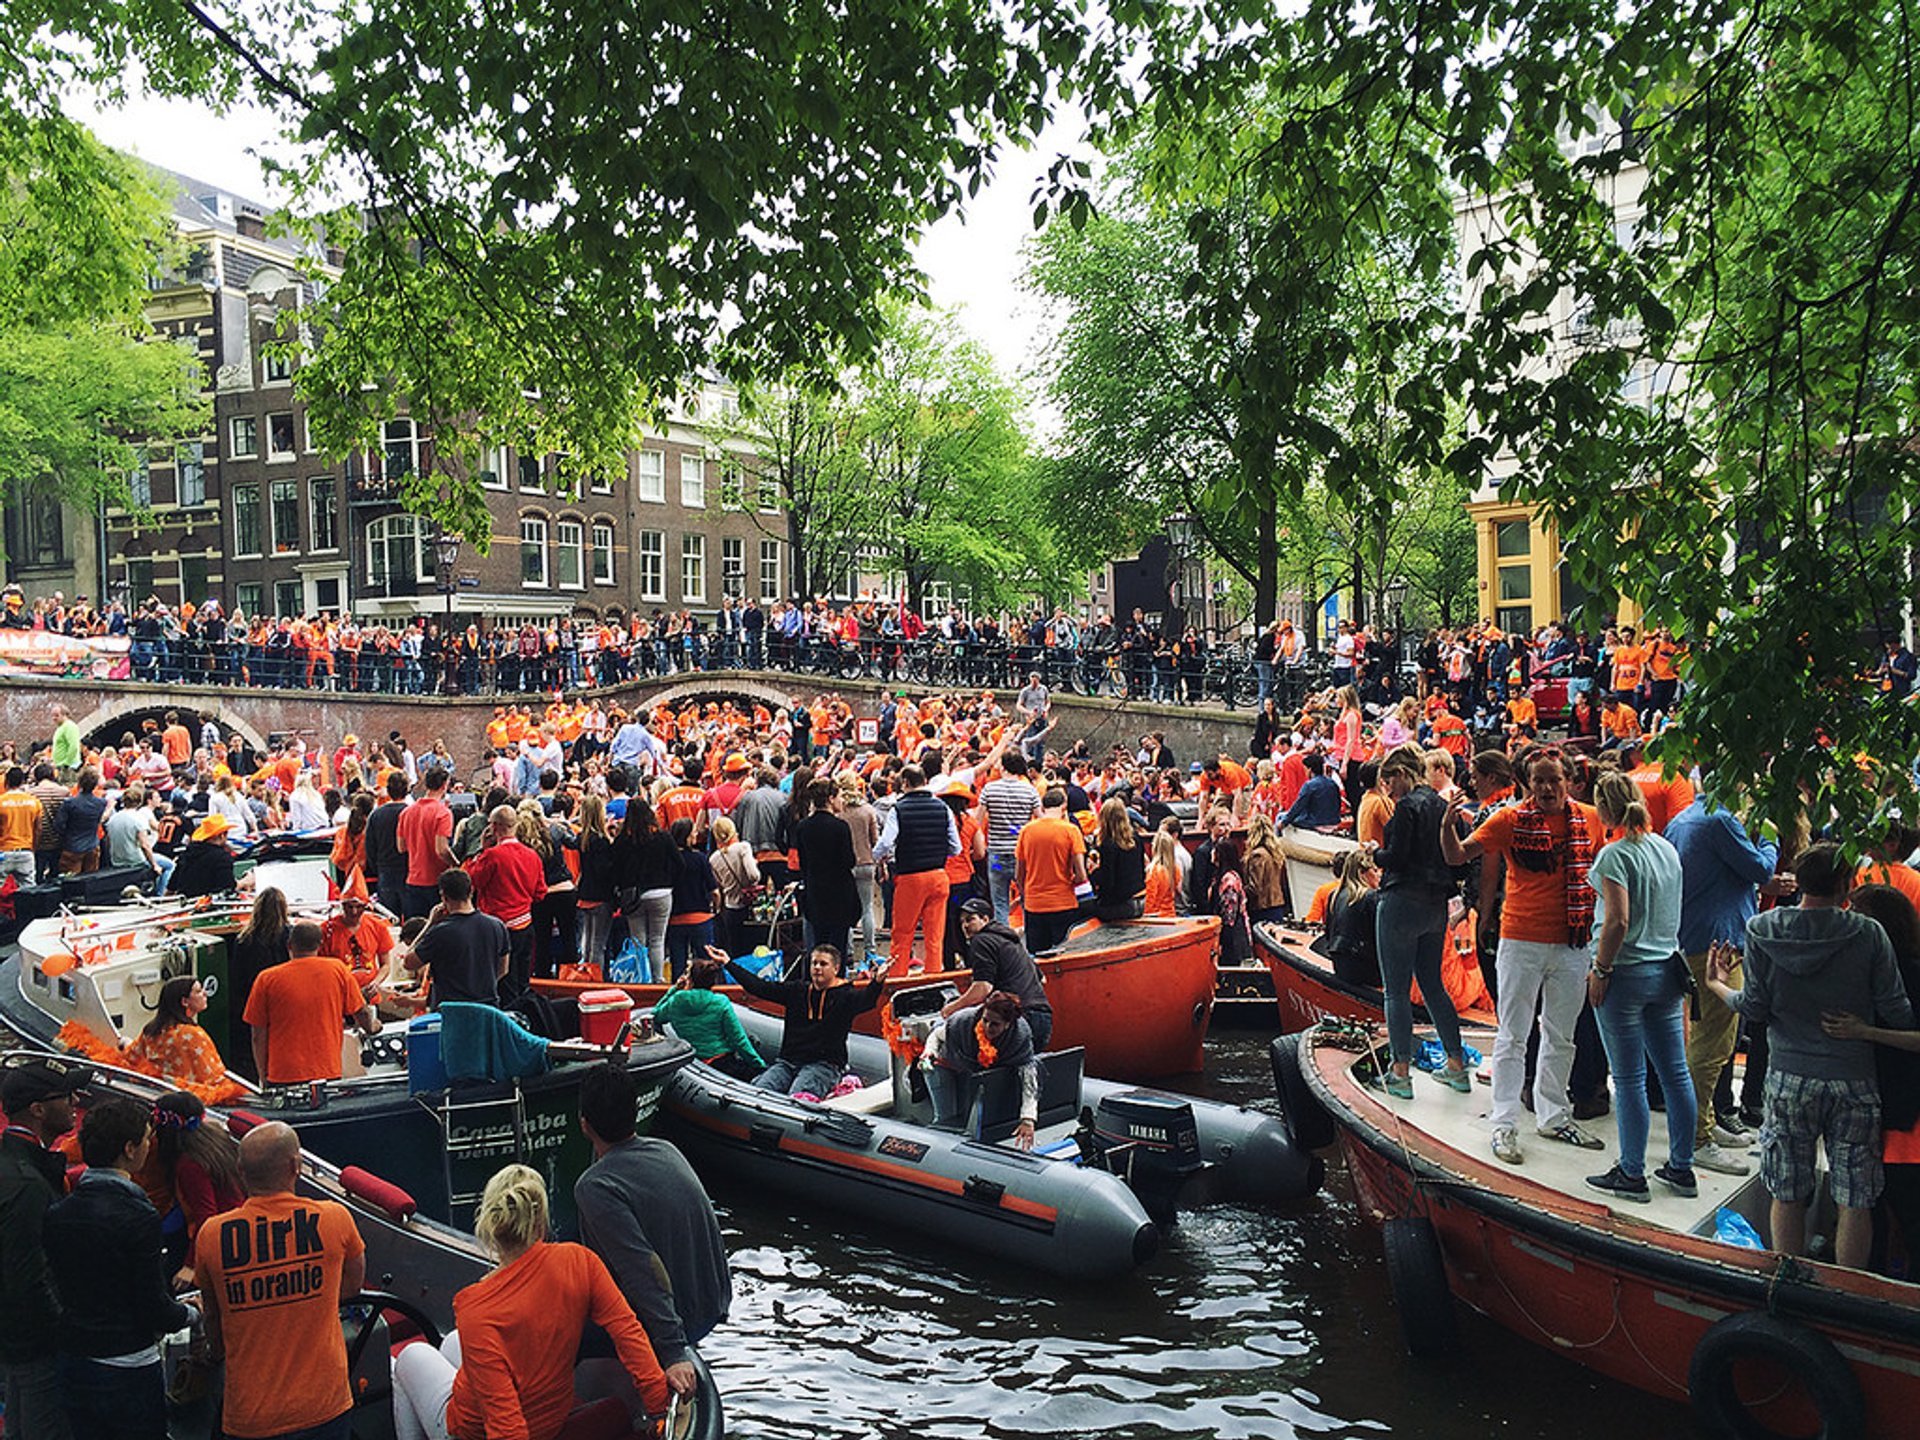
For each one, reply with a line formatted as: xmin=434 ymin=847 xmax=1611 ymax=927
xmin=434 ymin=527 xmax=460 ymax=623
xmin=1165 ymin=511 xmax=1198 ymax=635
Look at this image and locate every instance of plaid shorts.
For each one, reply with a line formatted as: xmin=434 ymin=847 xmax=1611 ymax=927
xmin=1760 ymin=1071 xmax=1883 ymax=1209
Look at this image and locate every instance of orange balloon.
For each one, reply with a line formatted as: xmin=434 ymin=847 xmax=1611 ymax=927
xmin=38 ymin=953 xmax=76 ymax=977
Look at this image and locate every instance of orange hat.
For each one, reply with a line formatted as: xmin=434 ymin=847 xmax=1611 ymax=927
xmin=724 ymin=753 xmax=750 ymax=774
xmin=937 ymin=775 xmax=976 ymax=802
xmin=191 ymin=814 xmax=230 ymax=843
xmin=341 ymin=869 xmax=371 ymax=904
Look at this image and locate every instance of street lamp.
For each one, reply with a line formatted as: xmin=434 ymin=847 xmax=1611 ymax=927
xmin=1164 ymin=512 xmax=1199 ymax=635
xmin=434 ymin=528 xmax=460 ymax=621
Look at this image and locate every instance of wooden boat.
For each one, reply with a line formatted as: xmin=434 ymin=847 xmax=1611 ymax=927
xmin=2 ymin=905 xmax=694 ymax=1233
xmin=1278 ymin=1024 xmax=1920 ymax=1440
xmin=659 ymin=992 xmax=1320 ymax=1280
xmin=536 ymin=915 xmax=1222 ymax=1080
xmin=1279 ymin=825 xmax=1360 ymax=913
xmin=1253 ymin=922 xmax=1496 ymax=1033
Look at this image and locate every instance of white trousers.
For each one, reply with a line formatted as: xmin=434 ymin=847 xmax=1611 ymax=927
xmin=1488 ymin=938 xmax=1590 ymax=1134
xmin=393 ymin=1330 xmax=463 ymax=1440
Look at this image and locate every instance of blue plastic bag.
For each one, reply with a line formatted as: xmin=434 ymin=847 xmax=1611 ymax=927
xmin=608 ymin=938 xmax=648 ymax=985
xmin=1413 ymin=1039 xmax=1484 ymax=1073
xmin=1714 ymin=1207 xmax=1766 ymax=1250
xmin=733 ymin=948 xmax=784 ymax=980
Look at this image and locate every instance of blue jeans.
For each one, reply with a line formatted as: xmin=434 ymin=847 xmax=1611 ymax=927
xmin=57 ymin=1354 xmax=164 ymax=1440
xmin=1375 ymin=888 xmax=1464 ymax=1065
xmin=1255 ymin=659 xmax=1274 ymax=701
xmin=753 ymin=1057 xmax=843 ymax=1098
xmin=666 ymin=918 xmax=713 ymax=981
xmin=5 ymin=1355 xmax=71 ymax=1440
xmin=987 ymin=854 xmax=1017 ymax=924
xmin=1592 ymin=960 xmax=1697 ymax=1177
xmin=151 ymin=853 xmax=175 ymax=896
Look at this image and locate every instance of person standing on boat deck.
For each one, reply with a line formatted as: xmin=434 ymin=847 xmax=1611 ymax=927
xmin=0 ymin=1056 xmax=90 ymax=1440
xmin=48 ymin=704 xmax=79 ymax=786
xmin=1704 ymin=843 xmax=1915 ymax=1272
xmin=873 ymin=765 xmax=959 ymax=975
xmin=193 ymin=1121 xmax=366 ymax=1440
xmin=951 ymin=899 xmax=1054 ymax=1050
xmin=364 ymin=771 xmax=412 ymax=918
xmin=1016 ymin=788 xmax=1089 ymax=955
xmin=320 ymin=872 xmax=398 ymax=992
xmin=726 ymin=943 xmax=888 ymax=1099
xmin=407 ymin=869 xmax=510 ymax=1009
xmin=1442 ymin=747 xmax=1610 ymax=1166
xmin=1372 ymin=747 xmax=1472 ymax=1099
xmin=924 ymin=994 xmax=1040 ymax=1150
xmin=396 ymin=766 xmax=456 ymax=920
xmin=463 ymin=805 xmax=546 ymax=998
xmin=1580 ymin=772 xmax=1699 ymax=1204
xmin=575 ymin=1064 xmax=729 ymax=1402
xmin=0 ymin=766 xmax=42 ymax=886
xmin=244 ymin=921 xmax=381 ymax=1087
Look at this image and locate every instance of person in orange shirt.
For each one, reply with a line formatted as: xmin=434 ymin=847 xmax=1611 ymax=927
xmin=1505 ymin=692 xmax=1538 ymax=742
xmin=1355 ymin=762 xmax=1395 ymax=848
xmin=1198 ymin=754 xmax=1252 ymax=813
xmin=1858 ymin=823 xmax=1920 ymax=911
xmin=1622 ymin=743 xmax=1696 ymax=834
xmin=160 ymin=709 xmax=193 ymax=770
xmin=1610 ymin=625 xmax=1647 ymax=708
xmin=1014 ymin=787 xmax=1088 ymax=953
xmin=320 ymin=872 xmax=398 ymax=991
xmin=243 ymin=921 xmax=380 ymax=1085
xmin=1600 ymin=695 xmax=1642 ymax=751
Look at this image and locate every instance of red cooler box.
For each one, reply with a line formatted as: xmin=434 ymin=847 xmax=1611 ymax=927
xmin=578 ymin=988 xmax=634 ymax=1047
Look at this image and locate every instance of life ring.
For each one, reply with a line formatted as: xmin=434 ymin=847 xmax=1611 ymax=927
xmin=1269 ymin=1033 xmax=1336 ymax=1150
xmin=1687 ymin=1310 xmax=1866 ymax=1440
xmin=1381 ymin=1215 xmax=1457 ymax=1357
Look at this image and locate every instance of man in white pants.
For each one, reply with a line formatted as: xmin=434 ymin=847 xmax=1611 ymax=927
xmin=1443 ymin=748 xmax=1610 ymax=1164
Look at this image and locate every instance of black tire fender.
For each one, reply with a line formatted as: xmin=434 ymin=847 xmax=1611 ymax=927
xmin=1269 ymin=1033 xmax=1336 ymax=1150
xmin=1381 ymin=1215 xmax=1457 ymax=1357
xmin=1687 ymin=1310 xmax=1866 ymax=1440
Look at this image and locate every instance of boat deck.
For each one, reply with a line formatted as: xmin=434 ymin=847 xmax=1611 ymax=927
xmin=1350 ymin=1041 xmax=1764 ymax=1239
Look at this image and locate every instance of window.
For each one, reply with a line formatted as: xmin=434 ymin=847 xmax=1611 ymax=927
xmin=681 ymin=533 xmax=705 ymax=602
xmin=179 ymin=555 xmax=210 ymax=605
xmin=1497 ymin=564 xmax=1532 ymax=602
xmin=589 ymin=465 xmax=612 ymax=495
xmin=267 ymin=413 xmax=297 ymax=461
xmin=637 ymin=450 xmax=665 ymax=504
xmin=125 ymin=558 xmax=155 ymax=602
xmin=758 ymin=470 xmax=780 ymax=513
xmin=721 ymin=536 xmax=744 ymax=596
xmin=274 ymin=579 xmax=301 ymax=618
xmin=1495 ymin=519 xmax=1531 ymax=559
xmin=313 ymin=576 xmax=342 ymax=613
xmin=15 ymin=491 xmax=64 ymax=565
xmin=591 ymin=522 xmax=615 ymax=585
xmin=638 ymin=530 xmax=665 ymax=601
xmin=517 ymin=453 xmax=543 ymax=491
xmin=680 ymin=455 xmax=705 ymax=508
xmin=263 ymin=348 xmax=292 ymax=384
xmin=1497 ymin=604 xmax=1533 ymax=636
xmin=271 ymin=479 xmax=300 ymax=552
xmin=759 ymin=539 xmax=780 ymax=601
xmin=309 ymin=477 xmax=337 ymax=552
xmin=366 ymin=515 xmax=423 ymax=590
xmin=235 ymin=582 xmax=263 ymax=617
xmin=232 ymin=483 xmax=262 ymax=556
xmin=556 ymin=520 xmax=583 ymax=589
xmin=481 ymin=445 xmax=509 ymax=490
xmin=229 ymin=416 xmax=258 ymax=459
xmin=128 ymin=454 xmax=152 ymax=508
xmin=521 ymin=515 xmax=548 ymax=587
xmin=720 ymin=465 xmax=743 ymax=511
xmin=177 ymin=442 xmax=206 ymax=506
xmin=383 ymin=418 xmax=419 ymax=480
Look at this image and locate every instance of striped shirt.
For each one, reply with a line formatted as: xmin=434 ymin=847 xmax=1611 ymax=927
xmin=979 ymin=776 xmax=1041 ymax=855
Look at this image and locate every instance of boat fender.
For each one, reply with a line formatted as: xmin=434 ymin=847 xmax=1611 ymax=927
xmin=1269 ymin=1034 xmax=1336 ymax=1151
xmin=1381 ymin=1215 xmax=1456 ymax=1357
xmin=1687 ymin=1310 xmax=1865 ymax=1440
xmin=340 ymin=1165 xmax=418 ymax=1223
xmin=226 ymin=1109 xmax=268 ymax=1138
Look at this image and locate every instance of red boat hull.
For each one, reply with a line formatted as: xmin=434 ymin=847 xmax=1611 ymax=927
xmin=1306 ymin=1037 xmax=1920 ymax=1435
xmin=533 ymin=916 xmax=1220 ymax=1080
xmin=1254 ymin=925 xmax=1496 ymax=1033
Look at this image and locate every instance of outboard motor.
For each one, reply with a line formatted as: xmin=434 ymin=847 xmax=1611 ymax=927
xmin=885 ymin=981 xmax=957 ymax=1124
xmin=1091 ymin=1091 xmax=1206 ymax=1222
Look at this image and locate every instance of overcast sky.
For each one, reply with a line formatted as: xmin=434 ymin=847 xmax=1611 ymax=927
xmin=77 ymin=91 xmax=1077 ymax=395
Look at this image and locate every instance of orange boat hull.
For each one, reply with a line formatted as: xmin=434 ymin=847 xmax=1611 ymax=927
xmin=532 ymin=916 xmax=1221 ymax=1081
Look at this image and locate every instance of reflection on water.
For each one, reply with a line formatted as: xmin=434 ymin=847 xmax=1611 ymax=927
xmin=700 ymin=1033 xmax=1691 ymax=1440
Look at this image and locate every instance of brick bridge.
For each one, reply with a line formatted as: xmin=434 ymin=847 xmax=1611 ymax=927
xmin=0 ymin=671 xmax=1253 ymax=766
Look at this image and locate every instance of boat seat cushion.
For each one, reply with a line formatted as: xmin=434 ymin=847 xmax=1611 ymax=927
xmin=966 ymin=1048 xmax=1085 ymax=1142
xmin=820 ymin=1081 xmax=892 ymax=1116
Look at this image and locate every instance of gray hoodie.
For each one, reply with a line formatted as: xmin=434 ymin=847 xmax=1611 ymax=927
xmin=1739 ymin=907 xmax=1915 ymax=1081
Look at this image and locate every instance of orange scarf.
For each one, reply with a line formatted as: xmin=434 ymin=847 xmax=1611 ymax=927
xmin=975 ymin=1019 xmax=999 ymax=1068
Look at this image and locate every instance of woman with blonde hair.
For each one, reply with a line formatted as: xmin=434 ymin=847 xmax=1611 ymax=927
xmin=1144 ymin=826 xmax=1180 ymax=918
xmin=287 ymin=770 xmax=329 ymax=831
xmin=1332 ymin=685 xmax=1368 ymax=814
xmin=707 ymin=815 xmax=761 ymax=954
xmin=1242 ymin=811 xmax=1288 ymax=925
xmin=1320 ymin=847 xmax=1384 ymax=987
xmin=210 ymin=771 xmax=254 ymax=840
xmin=1089 ymin=796 xmax=1145 ymax=921
xmin=836 ymin=771 xmax=881 ymax=960
xmin=390 ymin=1163 xmax=668 ymax=1440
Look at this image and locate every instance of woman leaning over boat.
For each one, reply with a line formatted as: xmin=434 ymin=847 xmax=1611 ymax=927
xmin=1581 ymin=771 xmax=1698 ymax=1202
xmin=1372 ymin=746 xmax=1472 ymax=1099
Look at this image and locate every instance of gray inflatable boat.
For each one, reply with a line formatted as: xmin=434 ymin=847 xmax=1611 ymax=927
xmin=658 ymin=988 xmax=1322 ymax=1280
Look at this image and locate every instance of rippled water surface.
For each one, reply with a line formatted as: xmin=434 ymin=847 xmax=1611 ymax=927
xmin=697 ymin=1032 xmax=1691 ymax=1439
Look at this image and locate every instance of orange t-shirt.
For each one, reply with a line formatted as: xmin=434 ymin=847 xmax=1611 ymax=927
xmin=320 ymin=914 xmax=395 ymax=989
xmin=1306 ymin=879 xmax=1337 ymax=925
xmin=1356 ymin=791 xmax=1394 ymax=849
xmin=1015 ymin=815 xmax=1085 ymax=913
xmin=162 ymin=724 xmax=192 ymax=766
xmin=1629 ymin=765 xmax=1696 ymax=834
xmin=242 ymin=955 xmax=363 ymax=1084
xmin=1507 ymin=696 xmax=1538 ymax=728
xmin=1860 ymin=862 xmax=1920 ymax=914
xmin=1647 ymin=641 xmax=1680 ymax=682
xmin=398 ymin=797 xmax=454 ymax=887
xmin=945 ymin=813 xmax=980 ymax=886
xmin=485 ymin=717 xmax=511 ymax=749
xmin=194 ymin=1193 xmax=365 ymax=1439
xmin=0 ymin=790 xmax=40 ymax=851
xmin=445 ymin=1242 xmax=668 ymax=1439
xmin=1144 ymin=862 xmax=1177 ymax=918
xmin=655 ymin=786 xmax=704 ymax=828
xmin=1604 ymin=704 xmax=1642 ymax=741
xmin=1470 ymin=803 xmax=1607 ymax=945
xmin=1611 ymin=644 xmax=1646 ymax=692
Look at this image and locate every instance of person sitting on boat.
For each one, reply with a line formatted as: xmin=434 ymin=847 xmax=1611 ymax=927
xmin=391 ymin=1162 xmax=669 ymax=1440
xmin=168 ymin=811 xmax=237 ymax=899
xmin=657 ymin=952 xmax=766 ymax=1080
xmin=575 ymin=1064 xmax=730 ymax=1403
xmin=125 ymin=975 xmax=229 ymax=1097
xmin=923 ymin=993 xmax=1040 ymax=1150
xmin=951 ymin=899 xmax=1054 ymax=1049
xmin=1704 ymin=843 xmax=1915 ymax=1271
xmin=724 ymin=943 xmax=887 ymax=1100
xmin=244 ymin=921 xmax=381 ymax=1087
xmin=1280 ymin=759 xmax=1345 ymax=832
xmin=320 ymin=870 xmax=397 ymax=993
xmin=1317 ymin=848 xmax=1384 ymax=988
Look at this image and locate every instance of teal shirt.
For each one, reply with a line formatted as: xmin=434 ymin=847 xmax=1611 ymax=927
xmin=1588 ymin=832 xmax=1683 ymax=967
xmin=653 ymin=986 xmax=763 ymax=1065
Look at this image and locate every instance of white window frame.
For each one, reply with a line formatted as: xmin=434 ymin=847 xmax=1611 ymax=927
xmin=520 ymin=515 xmax=549 ymax=589
xmin=270 ymin=477 xmax=300 ymax=554
xmin=176 ymin=442 xmax=207 ymax=506
xmin=229 ymin=416 xmax=258 ymax=460
xmin=366 ymin=515 xmax=425 ymax=588
xmin=555 ymin=519 xmax=584 ymax=590
xmin=266 ymin=412 xmax=298 ymax=462
xmin=721 ymin=536 xmax=744 ymax=596
xmin=637 ymin=449 xmax=665 ymax=504
xmin=263 ymin=348 xmax=292 ymax=385
xmin=680 ymin=455 xmax=705 ymax=509
xmin=638 ymin=529 xmax=665 ymax=602
xmin=232 ymin=482 xmax=262 ymax=557
xmin=720 ymin=464 xmax=743 ymax=511
xmin=591 ymin=521 xmax=616 ymax=585
xmin=481 ymin=445 xmax=510 ymax=491
xmin=759 ymin=539 xmax=780 ymax=601
xmin=680 ymin=532 xmax=706 ymax=603
xmin=308 ymin=476 xmax=338 ymax=554
xmin=757 ymin=469 xmax=780 ymax=513
xmin=382 ymin=418 xmax=420 ymax=480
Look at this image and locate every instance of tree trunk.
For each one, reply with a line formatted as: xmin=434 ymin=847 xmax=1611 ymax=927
xmin=1255 ymin=501 xmax=1278 ymax=629
xmin=787 ymin=499 xmax=809 ymax=601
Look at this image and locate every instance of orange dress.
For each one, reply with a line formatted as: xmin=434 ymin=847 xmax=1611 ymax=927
xmin=124 ymin=1023 xmax=237 ymax=1104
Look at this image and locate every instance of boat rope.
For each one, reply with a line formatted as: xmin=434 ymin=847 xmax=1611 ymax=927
xmin=1475 ymin=1213 xmax=1630 ymax=1354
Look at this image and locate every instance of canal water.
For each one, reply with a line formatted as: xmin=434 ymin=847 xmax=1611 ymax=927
xmin=697 ymin=1030 xmax=1693 ymax=1439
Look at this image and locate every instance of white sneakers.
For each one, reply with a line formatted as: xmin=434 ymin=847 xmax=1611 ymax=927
xmin=1692 ymin=1141 xmax=1752 ymax=1176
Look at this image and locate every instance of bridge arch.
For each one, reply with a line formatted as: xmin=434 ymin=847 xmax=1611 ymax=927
xmin=73 ymin=694 xmax=270 ymax=757
xmin=609 ymin=674 xmax=825 ymax=714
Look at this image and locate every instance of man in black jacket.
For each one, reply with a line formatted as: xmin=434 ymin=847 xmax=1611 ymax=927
xmin=950 ymin=900 xmax=1053 ymax=1048
xmin=44 ymin=1098 xmax=194 ymax=1440
xmin=364 ymin=771 xmax=411 ymax=917
xmin=0 ymin=1056 xmax=90 ymax=1440
xmin=575 ymin=1064 xmax=729 ymax=1401
xmin=724 ymin=943 xmax=886 ymax=1097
